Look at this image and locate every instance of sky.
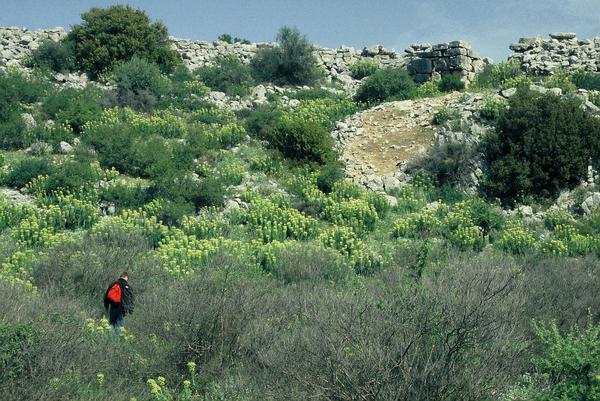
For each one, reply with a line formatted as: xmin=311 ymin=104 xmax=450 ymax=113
xmin=1 ymin=0 xmax=599 ymax=62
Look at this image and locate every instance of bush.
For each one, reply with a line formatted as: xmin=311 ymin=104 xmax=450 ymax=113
xmin=545 ymin=69 xmax=577 ymax=93
xmin=354 ymin=68 xmax=417 ymax=104
xmin=479 ymin=96 xmax=508 ymax=122
xmin=24 ymin=39 xmax=76 ymax=73
xmin=5 ymin=158 xmax=52 ymax=188
xmin=416 ymin=80 xmax=442 ymax=98
xmin=273 ymin=118 xmax=336 ymax=164
xmin=350 ymin=59 xmax=379 ymax=79
xmin=316 ymin=161 xmax=345 ymax=193
xmin=529 ymin=316 xmax=600 ymax=401
xmin=195 ymin=55 xmax=254 ymax=96
xmin=483 ymin=88 xmax=600 ymax=204
xmin=415 ymin=141 xmax=479 ymax=187
xmin=112 ymin=56 xmax=171 ymax=112
xmin=571 ymin=70 xmax=600 ymax=91
xmin=251 ymin=26 xmax=320 ymax=86
xmin=217 ymin=33 xmax=251 ymax=44
xmin=473 ymin=59 xmax=524 ymax=89
xmin=67 ymin=5 xmax=180 ymax=78
xmin=438 ymin=74 xmax=465 ymax=92
xmin=42 ymin=85 xmax=105 ymax=133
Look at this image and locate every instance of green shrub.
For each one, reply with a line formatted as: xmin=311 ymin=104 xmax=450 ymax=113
xmin=195 ymin=55 xmax=254 ymax=96
xmin=251 ymin=26 xmax=320 ymax=86
xmin=416 ymin=80 xmax=442 ymax=98
xmin=316 ymin=161 xmax=345 ymax=193
xmin=100 ymin=182 xmax=150 ymax=212
xmin=24 ymin=39 xmax=76 ymax=73
xmin=571 ymin=70 xmax=600 ymax=91
xmin=432 ymin=107 xmax=450 ymax=125
xmin=217 ymin=33 xmax=251 ymax=44
xmin=530 ymin=316 xmax=600 ymax=401
xmin=67 ymin=5 xmax=180 ymax=78
xmin=438 ymin=74 xmax=465 ymax=92
xmin=479 ymin=96 xmax=508 ymax=121
xmin=0 ymin=323 xmax=39 ymax=383
xmin=5 ymin=158 xmax=52 ymax=188
xmin=416 ymin=141 xmax=478 ymax=188
xmin=350 ymin=59 xmax=379 ymax=79
xmin=112 ymin=56 xmax=171 ymax=112
xmin=473 ymin=59 xmax=524 ymax=89
xmin=483 ymin=88 xmax=600 ymax=204
xmin=354 ymin=68 xmax=417 ymax=104
xmin=42 ymin=85 xmax=105 ymax=133
xmin=545 ymin=69 xmax=577 ymax=93
xmin=274 ymin=118 xmax=336 ymax=163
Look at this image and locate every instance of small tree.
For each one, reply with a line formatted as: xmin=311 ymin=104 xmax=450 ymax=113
xmin=251 ymin=26 xmax=320 ymax=86
xmin=112 ymin=56 xmax=171 ymax=112
xmin=67 ymin=5 xmax=180 ymax=78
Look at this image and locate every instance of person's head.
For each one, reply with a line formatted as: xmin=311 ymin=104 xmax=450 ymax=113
xmin=119 ymin=271 xmax=129 ymax=281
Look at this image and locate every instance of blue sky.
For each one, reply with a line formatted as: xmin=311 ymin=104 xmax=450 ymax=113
xmin=1 ymin=0 xmax=598 ymax=61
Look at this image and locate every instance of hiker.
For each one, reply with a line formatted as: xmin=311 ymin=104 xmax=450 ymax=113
xmin=103 ymin=271 xmax=134 ymax=335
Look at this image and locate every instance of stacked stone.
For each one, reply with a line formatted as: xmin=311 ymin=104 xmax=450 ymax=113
xmin=509 ymin=32 xmax=600 ymax=75
xmin=0 ymin=27 xmax=65 ymax=67
xmin=404 ymin=40 xmax=485 ymax=85
xmin=171 ymin=38 xmax=262 ymax=70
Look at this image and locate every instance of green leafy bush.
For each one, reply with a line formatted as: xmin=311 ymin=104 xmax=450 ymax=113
xmin=5 ymin=158 xmax=52 ymax=188
xmin=530 ymin=316 xmax=600 ymax=401
xmin=483 ymin=88 xmax=600 ymax=204
xmin=432 ymin=107 xmax=450 ymax=125
xmin=473 ymin=59 xmax=524 ymax=89
xmin=571 ymin=70 xmax=600 ymax=91
xmin=274 ymin=119 xmax=335 ymax=163
xmin=112 ymin=56 xmax=171 ymax=112
xmin=416 ymin=80 xmax=442 ymax=98
xmin=67 ymin=5 xmax=180 ymax=78
xmin=350 ymin=59 xmax=379 ymax=79
xmin=42 ymin=85 xmax=105 ymax=133
xmin=479 ymin=96 xmax=508 ymax=121
xmin=438 ymin=74 xmax=465 ymax=92
xmin=545 ymin=69 xmax=577 ymax=93
xmin=354 ymin=68 xmax=417 ymax=104
xmin=24 ymin=39 xmax=76 ymax=73
xmin=251 ymin=26 xmax=320 ymax=86
xmin=217 ymin=33 xmax=251 ymax=44
xmin=195 ymin=55 xmax=254 ymax=96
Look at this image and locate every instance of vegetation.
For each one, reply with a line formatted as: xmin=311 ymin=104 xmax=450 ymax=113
xmin=3 ymin=7 xmax=600 ymax=400
xmin=354 ymin=67 xmax=417 ymax=104
xmin=195 ymin=55 xmax=254 ymax=96
xmin=483 ymin=88 xmax=600 ymax=204
xmin=24 ymin=39 xmax=76 ymax=73
xmin=350 ymin=59 xmax=379 ymax=79
xmin=251 ymin=26 xmax=320 ymax=86
xmin=66 ymin=5 xmax=180 ymax=78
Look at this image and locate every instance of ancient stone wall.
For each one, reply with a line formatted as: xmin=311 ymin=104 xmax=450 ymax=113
xmin=509 ymin=32 xmax=600 ymax=75
xmin=404 ymin=40 xmax=486 ymax=84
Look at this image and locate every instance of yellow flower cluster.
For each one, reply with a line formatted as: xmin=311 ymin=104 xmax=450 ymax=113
xmin=93 ymin=209 xmax=169 ymax=248
xmin=281 ymin=98 xmax=357 ymax=127
xmin=496 ymin=223 xmax=538 ymax=254
xmin=0 ymin=250 xmax=36 ymax=292
xmin=322 ymin=198 xmax=379 ymax=234
xmin=243 ymin=199 xmax=319 ymax=243
xmin=319 ymin=226 xmax=382 ymax=274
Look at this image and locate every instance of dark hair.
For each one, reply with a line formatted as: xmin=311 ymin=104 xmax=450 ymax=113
xmin=120 ymin=271 xmax=129 ymax=279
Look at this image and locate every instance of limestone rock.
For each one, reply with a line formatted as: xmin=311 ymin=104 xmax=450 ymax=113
xmin=582 ymin=193 xmax=600 ymax=214
xmin=59 ymin=141 xmax=74 ymax=154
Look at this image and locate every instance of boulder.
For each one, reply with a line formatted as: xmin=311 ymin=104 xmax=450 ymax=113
xmin=582 ymin=193 xmax=600 ymax=214
xmin=59 ymin=141 xmax=74 ymax=154
xmin=549 ymin=32 xmax=577 ymax=40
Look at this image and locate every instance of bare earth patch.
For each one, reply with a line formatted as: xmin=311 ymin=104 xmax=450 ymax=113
xmin=339 ymin=92 xmax=465 ymax=178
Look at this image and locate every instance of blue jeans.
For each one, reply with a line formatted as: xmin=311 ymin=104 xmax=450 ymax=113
xmin=110 ymin=315 xmax=124 ymax=336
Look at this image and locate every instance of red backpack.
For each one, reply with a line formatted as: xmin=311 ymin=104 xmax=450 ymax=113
xmin=106 ymin=283 xmax=122 ymax=305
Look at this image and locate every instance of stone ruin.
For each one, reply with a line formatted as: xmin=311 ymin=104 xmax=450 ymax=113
xmin=509 ymin=32 xmax=600 ymax=75
xmin=0 ymin=26 xmax=483 ymax=86
xmin=405 ymin=40 xmax=487 ymax=84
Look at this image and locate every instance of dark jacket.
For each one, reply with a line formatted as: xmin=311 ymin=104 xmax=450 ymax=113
xmin=103 ymin=278 xmax=134 ymax=324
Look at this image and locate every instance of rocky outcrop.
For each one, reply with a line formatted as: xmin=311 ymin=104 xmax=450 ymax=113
xmin=405 ymin=40 xmax=487 ymax=85
xmin=0 ymin=27 xmax=66 ymax=67
xmin=509 ymin=32 xmax=600 ymax=75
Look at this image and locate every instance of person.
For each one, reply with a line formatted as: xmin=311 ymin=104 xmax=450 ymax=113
xmin=103 ymin=271 xmax=134 ymax=335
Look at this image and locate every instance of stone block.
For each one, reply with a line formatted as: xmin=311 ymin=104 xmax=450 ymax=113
xmin=408 ymin=58 xmax=433 ymax=74
xmin=549 ymin=32 xmax=577 ymax=40
xmin=448 ymin=55 xmax=471 ymax=70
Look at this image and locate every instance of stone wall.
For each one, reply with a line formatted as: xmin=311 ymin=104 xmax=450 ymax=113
xmin=1 ymin=26 xmax=485 ymax=85
xmin=509 ymin=32 xmax=600 ymax=75
xmin=405 ymin=40 xmax=486 ymax=84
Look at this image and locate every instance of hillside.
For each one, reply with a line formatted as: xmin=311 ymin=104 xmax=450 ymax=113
xmin=2 ymin=6 xmax=600 ymax=401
